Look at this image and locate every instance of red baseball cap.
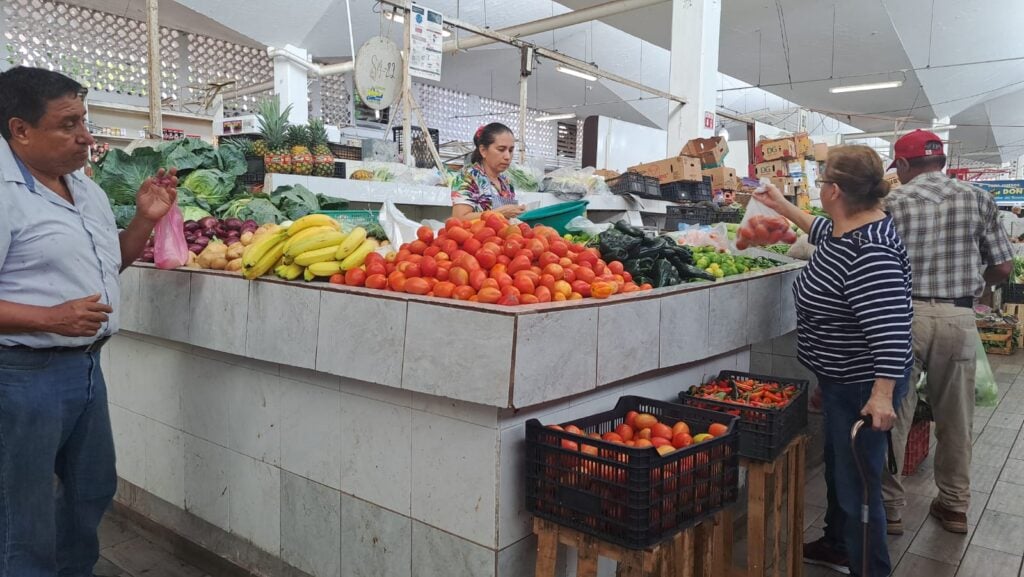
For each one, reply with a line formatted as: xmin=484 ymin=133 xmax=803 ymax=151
xmin=889 ymin=129 xmax=945 ymax=169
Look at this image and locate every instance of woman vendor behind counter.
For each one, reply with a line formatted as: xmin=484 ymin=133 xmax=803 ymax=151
xmin=451 ymin=122 xmax=526 ymax=220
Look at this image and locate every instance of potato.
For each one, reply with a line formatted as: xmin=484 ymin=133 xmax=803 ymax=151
xmin=240 ymin=231 xmax=255 ymax=246
xmin=225 ymin=258 xmax=244 ymax=273
xmin=205 ymin=242 xmax=228 ymax=254
xmin=226 ymin=242 xmax=245 ymax=260
xmin=209 ymin=256 xmax=229 ymax=270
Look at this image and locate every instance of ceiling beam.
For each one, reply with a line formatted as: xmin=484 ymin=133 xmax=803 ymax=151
xmin=443 ymin=0 xmax=669 ymax=53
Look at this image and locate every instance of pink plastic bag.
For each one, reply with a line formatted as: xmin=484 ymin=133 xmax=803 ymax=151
xmin=153 ymin=203 xmax=189 ymax=269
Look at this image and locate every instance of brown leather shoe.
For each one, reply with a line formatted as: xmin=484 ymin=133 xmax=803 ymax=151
xmin=930 ymin=499 xmax=968 ymax=533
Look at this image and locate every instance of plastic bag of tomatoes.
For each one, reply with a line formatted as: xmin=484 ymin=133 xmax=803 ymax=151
xmin=734 ymin=196 xmax=797 ymax=251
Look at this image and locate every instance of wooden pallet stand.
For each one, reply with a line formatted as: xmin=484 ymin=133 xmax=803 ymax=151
xmin=978 ymin=320 xmax=1015 ymax=355
xmin=721 ymin=435 xmax=807 ymax=577
xmin=533 ymin=512 xmax=726 ymax=577
xmin=1002 ymin=304 xmax=1024 ymax=348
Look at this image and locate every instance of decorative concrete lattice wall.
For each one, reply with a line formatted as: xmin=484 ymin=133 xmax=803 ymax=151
xmin=2 ymin=0 xmax=583 ymax=165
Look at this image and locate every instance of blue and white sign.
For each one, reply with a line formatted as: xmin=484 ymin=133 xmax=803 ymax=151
xmin=409 ymin=3 xmax=443 ymax=82
xmin=975 ymin=180 xmax=1024 ymax=205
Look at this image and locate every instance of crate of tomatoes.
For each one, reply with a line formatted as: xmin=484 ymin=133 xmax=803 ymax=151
xmin=525 ymin=396 xmax=739 ymax=549
xmin=678 ymin=371 xmax=808 ymax=462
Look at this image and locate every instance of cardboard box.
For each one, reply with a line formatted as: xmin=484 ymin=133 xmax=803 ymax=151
xmin=771 ymin=176 xmax=800 ymax=196
xmin=884 ymin=171 xmax=901 ymax=190
xmin=755 ymin=160 xmax=790 ymax=178
xmin=759 ymin=137 xmax=799 ymax=161
xmin=813 ymin=142 xmax=829 ymax=161
xmin=628 ymin=155 xmax=702 ymax=184
xmin=594 ymin=169 xmax=620 ymax=180
xmin=703 ymin=166 xmax=739 ymax=190
xmin=682 ymin=137 xmax=729 ymax=168
xmin=795 ymin=133 xmax=812 ymax=158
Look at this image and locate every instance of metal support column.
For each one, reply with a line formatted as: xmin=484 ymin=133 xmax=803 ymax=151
xmin=146 ymin=0 xmax=162 ymax=138
xmin=518 ymin=47 xmax=534 ymax=164
xmin=402 ymin=11 xmax=413 ymax=167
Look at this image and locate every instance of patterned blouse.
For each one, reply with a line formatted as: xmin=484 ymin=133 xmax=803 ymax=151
xmin=450 ymin=163 xmax=517 ymax=212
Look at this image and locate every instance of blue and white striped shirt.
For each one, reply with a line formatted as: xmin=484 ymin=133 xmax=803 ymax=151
xmin=793 ymin=216 xmax=913 ymax=384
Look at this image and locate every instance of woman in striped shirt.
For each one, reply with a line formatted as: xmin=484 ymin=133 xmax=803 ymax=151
xmin=755 ymin=145 xmax=913 ymax=577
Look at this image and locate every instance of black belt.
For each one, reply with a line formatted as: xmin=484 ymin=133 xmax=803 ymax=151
xmin=913 ymin=296 xmax=973 ymax=309
xmin=0 ymin=336 xmax=110 ymax=354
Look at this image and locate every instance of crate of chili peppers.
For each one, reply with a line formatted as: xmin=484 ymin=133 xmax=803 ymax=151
xmin=525 ymin=396 xmax=740 ymax=549
xmin=678 ymin=371 xmax=808 ymax=462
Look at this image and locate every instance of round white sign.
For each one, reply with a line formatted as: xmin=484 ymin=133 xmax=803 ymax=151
xmin=354 ymin=36 xmax=403 ymax=111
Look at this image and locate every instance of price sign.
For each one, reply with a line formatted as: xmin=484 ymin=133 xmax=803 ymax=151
xmin=354 ymin=36 xmax=403 ymax=111
xmin=409 ymin=3 xmax=444 ymax=81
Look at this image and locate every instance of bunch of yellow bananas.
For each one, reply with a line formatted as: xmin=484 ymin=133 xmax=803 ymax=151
xmin=243 ymin=214 xmax=380 ymax=282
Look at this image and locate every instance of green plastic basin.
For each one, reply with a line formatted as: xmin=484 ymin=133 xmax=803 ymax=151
xmin=517 ymin=200 xmax=589 ymax=235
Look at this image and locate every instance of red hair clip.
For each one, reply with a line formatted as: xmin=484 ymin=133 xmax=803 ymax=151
xmin=474 ymin=125 xmax=485 ymax=140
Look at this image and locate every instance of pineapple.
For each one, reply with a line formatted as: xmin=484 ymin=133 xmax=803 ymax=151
xmin=256 ymin=97 xmax=293 ymax=174
xmin=251 ymin=139 xmax=268 ymax=157
xmin=287 ymin=124 xmax=314 ymax=176
xmin=308 ymin=118 xmax=335 ymax=177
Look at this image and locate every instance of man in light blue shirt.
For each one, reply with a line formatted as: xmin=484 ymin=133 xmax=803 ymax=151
xmin=0 ymin=67 xmax=177 ymax=577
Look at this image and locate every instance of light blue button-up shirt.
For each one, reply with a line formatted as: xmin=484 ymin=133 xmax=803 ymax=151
xmin=0 ymin=137 xmax=122 ymax=348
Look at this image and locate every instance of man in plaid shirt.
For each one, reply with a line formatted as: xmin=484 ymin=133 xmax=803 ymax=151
xmin=882 ymin=130 xmax=1014 ymax=535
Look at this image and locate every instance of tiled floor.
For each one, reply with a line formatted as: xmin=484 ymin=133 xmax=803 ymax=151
xmin=802 ymin=350 xmax=1024 ymax=577
xmin=95 ymin=514 xmax=211 ymax=577
xmin=96 ymin=350 xmax=1024 ymax=577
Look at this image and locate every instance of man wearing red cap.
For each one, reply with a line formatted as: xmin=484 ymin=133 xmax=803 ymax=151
xmin=882 ymin=129 xmax=1013 ymax=535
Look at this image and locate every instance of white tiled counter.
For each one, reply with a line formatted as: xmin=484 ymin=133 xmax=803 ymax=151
xmin=104 ymin=263 xmax=800 ymax=577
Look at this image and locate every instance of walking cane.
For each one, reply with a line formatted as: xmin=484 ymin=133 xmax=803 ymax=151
xmin=850 ymin=416 xmax=898 ymax=577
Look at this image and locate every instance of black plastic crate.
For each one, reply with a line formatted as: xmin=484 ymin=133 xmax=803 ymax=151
xmin=329 ymin=143 xmax=362 ymax=161
xmin=661 ymin=177 xmax=712 ymax=203
xmin=242 ymin=156 xmax=265 ymax=186
xmin=666 ymin=204 xmax=716 ymax=226
xmin=525 ymin=396 xmax=740 ymax=549
xmin=678 ymin=371 xmax=808 ymax=462
xmin=1004 ymin=283 xmax=1024 ymax=304
xmin=610 ymin=173 xmax=662 ymax=199
xmin=332 ymin=161 xmax=347 ymax=179
xmin=392 ymin=127 xmax=440 ymax=168
xmin=715 ymin=208 xmax=743 ymax=224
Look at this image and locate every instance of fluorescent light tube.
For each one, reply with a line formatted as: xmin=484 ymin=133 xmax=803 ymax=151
xmin=829 ymin=80 xmax=903 ymax=94
xmin=556 ymin=65 xmax=597 ymax=82
xmin=385 ymin=11 xmax=404 ymax=23
xmin=536 ymin=113 xmax=576 ymax=122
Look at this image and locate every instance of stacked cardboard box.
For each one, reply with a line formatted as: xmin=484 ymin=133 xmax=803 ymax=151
xmin=628 ymin=155 xmax=702 ymax=184
xmin=682 ymin=137 xmax=729 ymax=169
xmin=753 ymin=133 xmax=826 ymax=195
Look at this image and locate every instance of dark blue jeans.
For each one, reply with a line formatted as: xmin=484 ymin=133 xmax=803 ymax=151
xmin=819 ymin=375 xmax=908 ymax=577
xmin=0 ymin=348 xmax=117 ymax=577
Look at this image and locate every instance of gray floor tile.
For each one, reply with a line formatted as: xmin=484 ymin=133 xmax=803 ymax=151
xmin=969 ymin=491 xmax=991 ymax=527
xmin=971 ymin=462 xmax=1002 ymax=494
xmin=892 ymin=552 xmax=958 ymax=577
xmin=804 ymin=504 xmax=826 ymax=532
xmin=988 ymin=481 xmax=1024 ymax=517
xmin=908 ymin=516 xmax=974 ymax=565
xmin=972 ymin=509 xmax=1024 ymax=556
xmin=1000 ymin=458 xmax=1024 ymax=485
xmin=102 ymin=536 xmax=207 ymax=577
xmin=954 ymin=545 xmax=1021 ymax=577
xmin=973 ymin=442 xmax=1013 ymax=467
xmin=98 ymin=515 xmax=140 ymax=550
xmin=977 ymin=426 xmax=1020 ymax=449
xmin=94 ymin=556 xmax=129 ymax=577
xmin=989 ymin=412 xmax=1024 ymax=432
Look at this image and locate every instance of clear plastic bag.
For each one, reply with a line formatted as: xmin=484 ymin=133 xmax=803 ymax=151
xmin=975 ymin=338 xmax=999 ymax=407
xmin=667 ymin=223 xmax=730 ymax=252
xmin=565 ymin=216 xmax=611 ymax=236
xmin=735 ymin=192 xmax=797 ymax=250
xmin=153 ymin=203 xmax=189 ymax=269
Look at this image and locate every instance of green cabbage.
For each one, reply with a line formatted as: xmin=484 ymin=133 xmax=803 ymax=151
xmin=180 ymin=205 xmax=212 ymax=222
xmin=180 ymin=169 xmax=238 ymax=210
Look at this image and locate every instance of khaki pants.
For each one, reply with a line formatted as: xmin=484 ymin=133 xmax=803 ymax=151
xmin=883 ymin=301 xmax=977 ymax=515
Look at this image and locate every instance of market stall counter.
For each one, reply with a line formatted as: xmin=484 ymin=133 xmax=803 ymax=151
xmin=104 ymin=262 xmax=800 ymax=577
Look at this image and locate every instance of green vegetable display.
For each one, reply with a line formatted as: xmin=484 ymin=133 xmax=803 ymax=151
xmin=180 ymin=169 xmax=239 ymax=210
xmin=594 ymin=220 xmax=711 ymax=288
xmin=690 ymin=246 xmax=780 ymax=279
